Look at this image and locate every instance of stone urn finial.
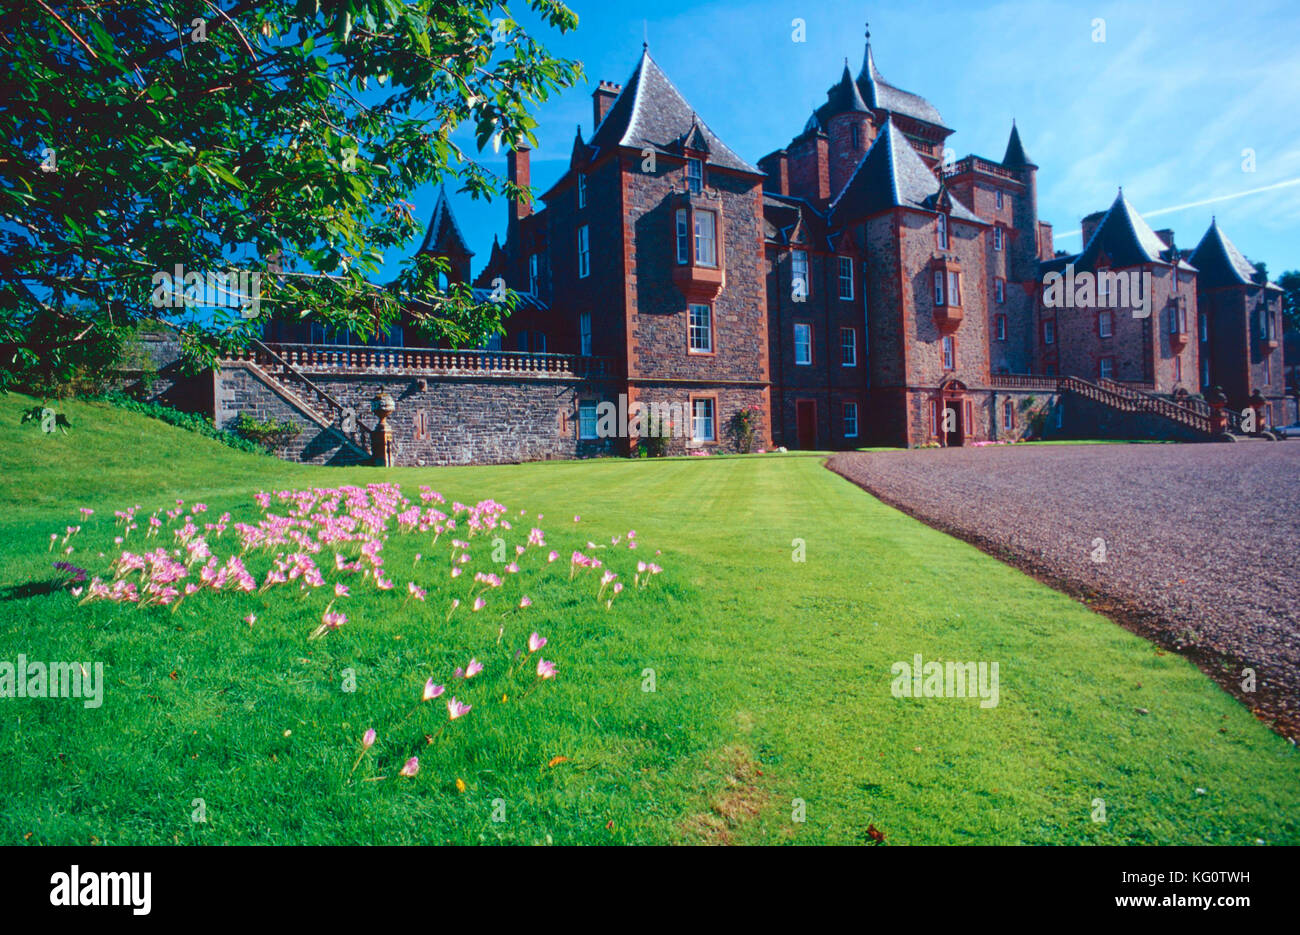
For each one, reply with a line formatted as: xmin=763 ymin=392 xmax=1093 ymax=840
xmin=370 ymin=389 xmax=396 ymax=466
xmin=371 ymin=390 xmax=396 ymax=427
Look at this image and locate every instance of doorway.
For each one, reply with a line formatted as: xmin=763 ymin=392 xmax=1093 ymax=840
xmin=944 ymin=402 xmax=964 ymax=447
xmin=796 ymin=400 xmax=817 ymax=449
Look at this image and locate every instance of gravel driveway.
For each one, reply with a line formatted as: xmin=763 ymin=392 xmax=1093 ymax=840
xmin=828 ymin=443 xmax=1300 ymax=739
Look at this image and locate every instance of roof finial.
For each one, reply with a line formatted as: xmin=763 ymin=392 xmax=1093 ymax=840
xmin=865 ymin=20 xmax=870 ymax=41
xmin=643 ymin=19 xmax=648 ymax=50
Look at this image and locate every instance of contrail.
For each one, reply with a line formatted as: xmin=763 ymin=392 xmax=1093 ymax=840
xmin=1055 ymin=177 xmax=1300 ymax=238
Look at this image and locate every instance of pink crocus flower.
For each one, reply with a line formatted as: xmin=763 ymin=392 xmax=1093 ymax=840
xmin=423 ymin=679 xmax=445 ymax=701
xmin=362 ymin=728 xmax=376 ymax=749
xmin=528 ymin=632 xmax=547 ymax=653
xmin=519 ymin=595 xmax=532 ymax=608
xmin=465 ymin=658 xmax=483 ymax=679
xmin=547 ymin=551 xmax=558 ymax=563
xmin=244 ymin=613 xmax=256 ymax=626
xmin=472 ymin=597 xmax=486 ymax=612
xmin=573 ymin=515 xmax=580 ymax=523
xmin=451 ymin=566 xmax=463 ymax=578
xmin=504 ymin=562 xmax=519 ymax=574
xmin=399 ymin=757 xmax=419 ymax=777
xmin=447 ymin=697 xmax=472 ymax=720
xmin=407 ymin=581 xmax=426 ymax=601
xmin=334 ymin=583 xmax=349 ymax=598
xmin=536 ymin=658 xmax=557 ymax=679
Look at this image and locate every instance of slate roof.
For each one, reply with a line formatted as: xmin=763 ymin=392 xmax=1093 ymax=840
xmin=1188 ymin=219 xmax=1270 ymax=288
xmin=470 ymin=287 xmax=549 ymax=311
xmin=1002 ymin=121 xmax=1033 ymax=168
xmin=857 ymin=41 xmax=946 ymax=128
xmin=418 ymin=187 xmax=474 ymax=257
xmin=587 ymin=48 xmax=761 ymax=175
xmin=1074 ymin=190 xmax=1186 ymax=270
xmin=829 ymin=118 xmax=981 ymax=226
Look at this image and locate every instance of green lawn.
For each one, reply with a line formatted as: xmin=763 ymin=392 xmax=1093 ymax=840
xmin=2 ymin=393 xmax=1296 ymax=844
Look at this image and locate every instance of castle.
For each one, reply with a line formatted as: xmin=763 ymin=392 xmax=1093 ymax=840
xmin=220 ymin=27 xmax=1291 ymax=464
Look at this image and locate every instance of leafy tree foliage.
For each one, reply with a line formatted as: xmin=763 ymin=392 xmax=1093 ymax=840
xmin=0 ymin=0 xmax=581 ymax=391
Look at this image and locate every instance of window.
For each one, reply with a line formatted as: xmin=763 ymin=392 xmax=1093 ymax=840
xmin=993 ymin=227 xmax=1004 ymax=251
xmin=843 ymin=402 xmax=859 ymax=438
xmin=577 ymin=225 xmax=590 ymax=278
xmin=1199 ymin=312 xmax=1208 ymax=342
xmin=579 ymin=312 xmax=592 ymax=357
xmin=841 ymin=327 xmax=856 ymax=366
xmin=1200 ymin=355 xmax=1210 ymax=387
xmin=1043 ymin=320 xmax=1055 ymax=345
xmin=577 ymin=172 xmax=587 ymax=209
xmin=1174 ymin=354 xmax=1182 ymax=383
xmin=1002 ymin=399 xmax=1014 ymax=431
xmin=948 ymin=271 xmax=962 ymax=306
xmin=688 ymin=304 xmax=712 ymax=354
xmin=1168 ymin=307 xmax=1180 ymax=334
xmin=936 ymin=213 xmax=948 ymax=250
xmin=792 ymin=250 xmax=809 ymax=297
xmin=578 ymin=401 xmax=598 ymax=439
xmin=691 ymin=397 xmax=715 ymax=442
xmin=933 ymin=270 xmax=945 ymax=305
xmin=851 ymin=124 xmax=861 ymax=150
xmin=675 ymin=209 xmax=689 ymax=264
xmin=995 ymin=314 xmax=1006 ymax=341
xmin=529 ymin=253 xmax=539 ymax=293
xmin=794 ymin=323 xmax=812 ymax=365
xmin=533 ymin=332 xmax=546 ymax=353
xmin=1099 ymin=358 xmax=1114 ymax=381
xmin=996 ymin=190 xmax=1004 ymax=211
xmin=1099 ymin=309 xmax=1113 ymax=338
xmin=694 ymin=210 xmax=717 ymax=267
xmin=995 ymin=278 xmax=1005 ymax=304
xmin=838 ymin=257 xmax=854 ymax=300
xmin=686 ymin=158 xmax=703 ymax=194
xmin=942 ymin=335 xmax=955 ymax=370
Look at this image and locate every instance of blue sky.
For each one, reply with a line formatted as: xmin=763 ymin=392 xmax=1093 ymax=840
xmin=411 ymin=0 xmax=1300 ymax=279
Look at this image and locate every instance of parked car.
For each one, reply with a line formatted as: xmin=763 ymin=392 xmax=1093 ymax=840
xmin=1274 ymin=422 xmax=1300 ymax=438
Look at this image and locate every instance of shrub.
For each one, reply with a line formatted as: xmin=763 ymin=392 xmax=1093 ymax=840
xmin=231 ymin=412 xmax=302 ymax=451
xmin=88 ymin=391 xmax=269 ymax=456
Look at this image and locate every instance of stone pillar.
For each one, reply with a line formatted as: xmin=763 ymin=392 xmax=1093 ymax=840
xmin=370 ymin=390 xmax=396 ymax=466
xmin=1206 ymin=385 xmax=1228 ymax=434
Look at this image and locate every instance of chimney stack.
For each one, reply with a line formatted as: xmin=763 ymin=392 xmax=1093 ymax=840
xmin=593 ymin=81 xmax=621 ymax=131
xmin=506 ymin=145 xmax=531 ymax=244
xmin=1080 ymin=211 xmax=1105 ymax=248
xmin=1155 ymin=229 xmax=1175 ymax=251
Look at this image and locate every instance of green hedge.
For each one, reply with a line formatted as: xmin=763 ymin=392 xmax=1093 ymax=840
xmin=87 ymin=392 xmax=270 ymax=456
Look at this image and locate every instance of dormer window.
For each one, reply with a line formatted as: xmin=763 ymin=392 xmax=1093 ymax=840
xmin=686 ymin=158 xmax=703 ymax=194
xmin=936 ymin=213 xmax=949 ymax=250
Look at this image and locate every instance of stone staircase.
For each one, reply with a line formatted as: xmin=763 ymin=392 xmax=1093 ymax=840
xmin=220 ymin=340 xmax=374 ymax=463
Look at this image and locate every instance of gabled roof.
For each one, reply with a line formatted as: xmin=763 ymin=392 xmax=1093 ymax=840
xmin=470 ymin=287 xmax=548 ymax=312
xmin=829 ymin=118 xmax=980 ymax=226
xmin=418 ymin=186 xmax=474 ymax=257
xmin=1188 ymin=219 xmax=1268 ymax=288
xmin=856 ymin=37 xmax=946 ymax=129
xmin=1075 ymin=190 xmax=1175 ymax=270
xmin=587 ymin=48 xmax=761 ymax=175
xmin=1002 ymin=121 xmax=1034 ymax=168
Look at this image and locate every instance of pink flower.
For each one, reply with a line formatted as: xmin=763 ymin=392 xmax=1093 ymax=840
xmin=504 ymin=562 xmax=519 ymax=574
xmin=407 ymin=581 xmax=426 ymax=601
xmin=472 ymin=597 xmax=486 ymax=612
xmin=399 ymin=756 xmax=419 ymax=777
xmin=447 ymin=697 xmax=472 ymax=720
xmin=451 ymin=566 xmax=463 ymax=578
xmin=573 ymin=515 xmax=580 ymax=523
xmin=519 ymin=595 xmax=532 ymax=608
xmin=528 ymin=632 xmax=547 ymax=653
xmin=465 ymin=658 xmax=483 ymax=679
xmin=423 ymin=679 xmax=445 ymax=701
xmin=362 ymin=728 xmax=376 ymax=749
xmin=244 ymin=613 xmax=256 ymax=626
xmin=334 ymin=583 xmax=349 ymax=597
xmin=613 ymin=582 xmax=624 ymax=594
xmin=547 ymin=551 xmax=558 ymax=563
xmin=536 ymin=658 xmax=557 ymax=679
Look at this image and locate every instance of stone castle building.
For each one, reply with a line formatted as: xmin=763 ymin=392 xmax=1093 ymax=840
xmin=191 ymin=27 xmax=1292 ymax=464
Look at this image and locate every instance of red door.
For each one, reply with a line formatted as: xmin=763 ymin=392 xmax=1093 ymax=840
xmin=796 ymin=400 xmax=817 ymax=449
